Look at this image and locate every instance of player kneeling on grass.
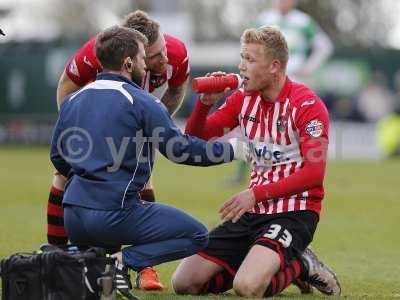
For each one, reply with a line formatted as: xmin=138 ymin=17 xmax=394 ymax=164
xmin=50 ymin=26 xmax=238 ymax=300
xmin=172 ymin=26 xmax=341 ymax=297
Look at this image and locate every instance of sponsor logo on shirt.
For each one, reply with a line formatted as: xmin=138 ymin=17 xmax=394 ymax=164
xmin=249 ymin=143 xmax=290 ymax=167
xmin=83 ymin=56 xmax=94 ymax=68
xmin=305 ymin=119 xmax=323 ymax=137
xmin=242 ymin=114 xmax=259 ymax=123
xmin=301 ymin=99 xmax=315 ymax=107
xmin=69 ymin=59 xmax=80 ymax=77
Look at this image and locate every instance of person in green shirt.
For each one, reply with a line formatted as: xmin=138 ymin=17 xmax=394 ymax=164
xmin=255 ymin=0 xmax=333 ymax=81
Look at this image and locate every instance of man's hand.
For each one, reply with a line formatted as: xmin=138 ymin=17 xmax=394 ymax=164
xmin=228 ymin=138 xmax=251 ymax=161
xmin=199 ymin=72 xmax=232 ymax=106
xmin=219 ymin=189 xmax=256 ymax=223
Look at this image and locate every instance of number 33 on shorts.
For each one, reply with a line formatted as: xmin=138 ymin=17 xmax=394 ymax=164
xmin=263 ymin=224 xmax=293 ymax=248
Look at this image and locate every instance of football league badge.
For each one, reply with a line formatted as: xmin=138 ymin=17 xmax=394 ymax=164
xmin=305 ymin=119 xmax=324 ymax=137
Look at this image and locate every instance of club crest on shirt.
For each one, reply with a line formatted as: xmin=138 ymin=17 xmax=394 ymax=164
xmin=277 ymin=116 xmax=288 ymax=132
xmin=305 ymin=119 xmax=324 ymax=137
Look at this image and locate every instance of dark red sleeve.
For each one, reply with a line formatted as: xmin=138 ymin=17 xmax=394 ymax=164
xmin=253 ymin=97 xmax=330 ymax=202
xmin=165 ymin=34 xmax=189 ymax=88
xmin=185 ymin=92 xmax=242 ymax=140
xmin=65 ymin=36 xmax=102 ymax=87
xmin=168 ymin=52 xmax=189 ymax=88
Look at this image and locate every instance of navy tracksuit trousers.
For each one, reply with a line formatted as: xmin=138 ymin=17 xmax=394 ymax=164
xmin=64 ymin=200 xmax=208 ymax=270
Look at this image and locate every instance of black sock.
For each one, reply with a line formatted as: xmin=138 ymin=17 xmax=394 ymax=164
xmin=263 ymin=258 xmax=303 ymax=297
xmin=201 ymin=270 xmax=233 ymax=294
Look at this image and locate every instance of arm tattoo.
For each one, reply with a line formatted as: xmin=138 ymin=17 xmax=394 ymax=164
xmin=161 ymin=78 xmax=189 ymax=115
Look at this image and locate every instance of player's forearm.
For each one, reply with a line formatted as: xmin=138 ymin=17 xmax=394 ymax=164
xmin=148 ymin=104 xmax=233 ymax=166
xmin=159 ymin=135 xmax=234 ymax=167
xmin=161 ymin=79 xmax=188 ymax=115
xmin=185 ymin=99 xmax=235 ymax=140
xmin=56 ymin=71 xmax=81 ymax=110
xmin=185 ymin=99 xmax=213 ymax=139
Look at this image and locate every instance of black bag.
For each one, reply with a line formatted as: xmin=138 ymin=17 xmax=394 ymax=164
xmin=0 ymin=246 xmax=116 ymax=300
xmin=0 ymin=253 xmax=44 ymax=300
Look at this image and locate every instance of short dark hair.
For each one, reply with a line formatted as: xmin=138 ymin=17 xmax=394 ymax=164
xmin=121 ymin=10 xmax=160 ymax=45
xmin=95 ymin=25 xmax=148 ymax=71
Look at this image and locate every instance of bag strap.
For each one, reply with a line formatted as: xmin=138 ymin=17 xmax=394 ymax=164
xmin=76 ymin=256 xmax=115 ymax=295
xmin=77 ymin=258 xmax=96 ymax=294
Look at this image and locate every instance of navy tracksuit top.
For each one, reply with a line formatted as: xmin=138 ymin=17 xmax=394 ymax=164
xmin=50 ymin=72 xmax=233 ymax=210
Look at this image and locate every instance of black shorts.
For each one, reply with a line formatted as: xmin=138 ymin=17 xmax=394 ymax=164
xmin=198 ymin=210 xmax=318 ymax=275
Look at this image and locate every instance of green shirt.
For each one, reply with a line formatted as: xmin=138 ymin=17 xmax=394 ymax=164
xmin=256 ymin=9 xmax=320 ymax=75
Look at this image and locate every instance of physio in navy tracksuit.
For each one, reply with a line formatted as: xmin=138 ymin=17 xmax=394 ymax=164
xmin=50 ymin=26 xmax=234 ymax=273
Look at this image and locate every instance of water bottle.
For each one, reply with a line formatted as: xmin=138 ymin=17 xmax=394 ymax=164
xmin=192 ymin=74 xmax=242 ymax=93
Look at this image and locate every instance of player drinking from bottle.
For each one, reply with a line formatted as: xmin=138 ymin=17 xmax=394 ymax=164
xmin=172 ymin=26 xmax=341 ymax=298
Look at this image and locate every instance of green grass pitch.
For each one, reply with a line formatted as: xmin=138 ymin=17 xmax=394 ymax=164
xmin=0 ymin=146 xmax=399 ymax=299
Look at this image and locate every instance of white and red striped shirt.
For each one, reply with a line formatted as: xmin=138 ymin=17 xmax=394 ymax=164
xmin=186 ymin=78 xmax=329 ymax=216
